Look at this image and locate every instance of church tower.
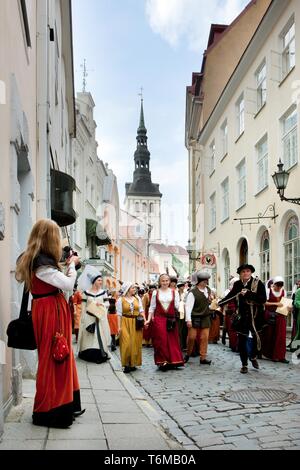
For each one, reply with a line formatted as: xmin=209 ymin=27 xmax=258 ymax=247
xmin=125 ymin=98 xmax=162 ymax=243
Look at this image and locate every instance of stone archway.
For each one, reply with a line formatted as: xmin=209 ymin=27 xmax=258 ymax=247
xmin=239 ymin=238 xmax=248 ymax=265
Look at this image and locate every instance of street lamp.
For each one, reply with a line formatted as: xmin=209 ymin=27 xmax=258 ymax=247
xmin=186 ymin=240 xmax=200 ymax=272
xmin=272 ymin=160 xmax=300 ymax=205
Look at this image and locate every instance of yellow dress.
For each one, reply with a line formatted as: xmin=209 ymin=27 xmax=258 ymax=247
xmin=120 ymin=297 xmax=143 ymax=367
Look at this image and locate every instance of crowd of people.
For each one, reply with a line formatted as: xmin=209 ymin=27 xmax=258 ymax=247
xmin=14 ymin=219 xmax=300 ymax=429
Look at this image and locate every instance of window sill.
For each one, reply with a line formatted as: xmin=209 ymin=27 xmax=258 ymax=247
xmin=209 ymin=227 xmax=216 ymax=234
xmin=221 ymin=217 xmax=229 ymax=225
xmin=279 ymin=66 xmax=295 ymax=88
xmin=209 ymin=169 xmax=215 ymax=178
xmin=254 ymin=102 xmax=266 ymax=119
xmin=235 ymin=203 xmax=246 ymax=213
xmin=285 ymin=161 xmax=298 ymax=172
xmin=255 ymin=185 xmax=268 ymax=197
xmin=220 ymin=152 xmax=228 ymax=163
xmin=235 ymin=131 xmax=244 ymax=144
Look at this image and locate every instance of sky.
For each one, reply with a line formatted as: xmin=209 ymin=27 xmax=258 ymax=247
xmin=72 ymin=0 xmax=249 ymax=247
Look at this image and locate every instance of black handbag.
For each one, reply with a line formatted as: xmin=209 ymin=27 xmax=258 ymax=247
xmin=135 ymin=315 xmax=145 ymax=330
xmin=7 ymin=286 xmax=37 ymax=350
xmin=166 ymin=316 xmax=176 ymax=332
xmin=266 ymin=311 xmax=277 ymax=326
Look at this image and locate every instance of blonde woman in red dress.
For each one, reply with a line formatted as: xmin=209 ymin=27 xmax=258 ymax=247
xmin=16 ymin=219 xmax=84 ymax=428
xmin=145 ymin=274 xmax=184 ymax=371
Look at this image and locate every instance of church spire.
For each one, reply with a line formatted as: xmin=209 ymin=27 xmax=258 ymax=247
xmin=125 ymin=96 xmax=162 ymax=198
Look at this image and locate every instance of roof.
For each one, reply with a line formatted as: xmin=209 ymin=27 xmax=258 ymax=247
xmin=150 ymin=243 xmax=188 ymax=255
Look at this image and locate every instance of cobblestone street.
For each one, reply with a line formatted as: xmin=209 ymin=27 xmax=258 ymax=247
xmin=115 ymin=342 xmax=300 ymax=450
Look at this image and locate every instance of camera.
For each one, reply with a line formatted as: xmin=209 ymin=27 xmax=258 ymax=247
xmin=61 ymin=246 xmax=81 ymax=270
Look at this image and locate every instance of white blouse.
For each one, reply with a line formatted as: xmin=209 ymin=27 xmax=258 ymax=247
xmin=35 ymin=261 xmax=77 ymax=291
xmin=116 ymin=296 xmax=144 ymax=317
xmin=148 ymin=288 xmax=180 ymax=315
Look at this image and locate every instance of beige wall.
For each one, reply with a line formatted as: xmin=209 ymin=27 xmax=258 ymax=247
xmin=201 ymin=0 xmax=272 ymax=126
xmin=198 ymin=0 xmax=300 ymax=296
xmin=0 ymin=0 xmax=37 ymax=416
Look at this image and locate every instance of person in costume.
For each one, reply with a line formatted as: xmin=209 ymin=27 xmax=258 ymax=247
xmin=177 ymin=281 xmax=187 ymax=350
xmin=219 ymin=263 xmax=266 ymax=374
xmin=116 ymin=283 xmax=145 ymax=373
xmin=142 ymin=285 xmax=156 ymax=347
xmin=145 ymin=274 xmax=184 ymax=371
xmin=262 ymin=276 xmax=289 ymax=363
xmin=77 ymin=266 xmax=111 ymax=364
xmin=221 ymin=276 xmax=239 ymax=351
xmin=184 ymin=271 xmax=213 ymax=365
xmin=72 ymin=285 xmax=82 ymax=343
xmin=290 ymin=280 xmax=300 ymax=353
xmin=107 ymin=290 xmax=118 ymax=351
xmin=15 ymin=219 xmax=84 ymax=428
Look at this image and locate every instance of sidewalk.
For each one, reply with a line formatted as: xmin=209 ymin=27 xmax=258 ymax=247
xmin=0 ymin=353 xmax=182 ymax=450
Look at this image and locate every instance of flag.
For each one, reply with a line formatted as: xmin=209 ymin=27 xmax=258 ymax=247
xmin=171 ymin=254 xmax=189 ymax=278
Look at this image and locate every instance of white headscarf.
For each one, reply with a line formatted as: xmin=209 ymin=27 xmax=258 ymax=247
xmin=77 ymin=265 xmax=102 ymax=292
xmin=121 ymin=282 xmax=135 ymax=297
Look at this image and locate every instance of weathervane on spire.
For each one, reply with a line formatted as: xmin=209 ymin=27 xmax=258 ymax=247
xmin=138 ymin=86 xmax=144 ymax=102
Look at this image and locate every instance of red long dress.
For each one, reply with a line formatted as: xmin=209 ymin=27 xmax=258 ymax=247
xmin=31 ymin=275 xmax=81 ymax=427
xmin=262 ymin=288 xmax=287 ymax=361
xmin=151 ymin=290 xmax=184 ymax=367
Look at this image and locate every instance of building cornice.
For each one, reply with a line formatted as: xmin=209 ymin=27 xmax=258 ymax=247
xmin=198 ymin=0 xmax=288 ymax=146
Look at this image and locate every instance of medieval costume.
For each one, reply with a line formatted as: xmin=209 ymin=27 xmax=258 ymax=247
xmin=116 ymin=283 xmax=144 ymax=372
xmin=142 ymin=288 xmax=155 ymax=346
xmin=148 ymin=287 xmax=184 ymax=370
xmin=221 ymin=277 xmax=239 ymax=352
xmin=185 ymin=271 xmax=212 ymax=364
xmin=107 ymin=296 xmax=119 ymax=351
xmin=220 ymin=264 xmax=266 ymax=373
xmin=291 ymin=283 xmax=300 ymax=352
xmin=72 ymin=290 xmax=82 ymax=342
xmin=262 ymin=276 xmax=289 ymax=363
xmin=31 ymin=255 xmax=82 ymax=428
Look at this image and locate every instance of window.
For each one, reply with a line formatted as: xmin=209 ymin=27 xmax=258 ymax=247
xmin=281 ymin=19 xmax=295 ymax=78
xmin=150 ymin=203 xmax=154 ymax=213
xmin=260 ymin=230 xmax=270 ymax=284
xmin=135 ymin=202 xmax=140 ymax=212
xmin=236 ymin=159 xmax=246 ymax=209
xmin=221 ymin=120 xmax=228 ymax=157
xmin=224 ymin=250 xmax=230 ymax=290
xmin=281 ymin=107 xmax=298 ymax=169
xmin=221 ymin=178 xmax=229 ymax=222
xmin=256 ymin=135 xmax=268 ymax=192
xmin=91 ymin=185 xmax=95 ymax=206
xmin=284 ymin=216 xmax=300 ymax=295
xmin=209 ymin=192 xmax=216 ymax=231
xmin=55 ymin=24 xmax=59 ymax=105
xmin=255 ymin=61 xmax=266 ymax=110
xmin=209 ymin=140 xmax=215 ymax=174
xmin=142 ymin=202 xmax=147 ymax=213
xmin=236 ymin=94 xmax=244 ymax=137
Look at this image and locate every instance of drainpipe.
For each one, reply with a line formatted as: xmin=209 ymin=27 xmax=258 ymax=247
xmin=36 ymin=0 xmax=50 ymax=219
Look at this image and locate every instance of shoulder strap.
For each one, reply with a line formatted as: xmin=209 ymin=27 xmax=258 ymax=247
xmin=19 ymin=285 xmax=29 ymax=319
xmin=251 ymin=276 xmax=260 ymax=294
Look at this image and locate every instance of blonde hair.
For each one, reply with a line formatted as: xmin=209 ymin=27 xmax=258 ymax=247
xmin=158 ymin=273 xmax=170 ymax=288
xmin=16 ymin=219 xmax=62 ymax=290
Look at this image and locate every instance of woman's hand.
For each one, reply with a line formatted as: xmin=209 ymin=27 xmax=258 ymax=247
xmin=67 ymin=255 xmax=80 ymax=266
xmin=187 ymin=321 xmax=192 ymax=329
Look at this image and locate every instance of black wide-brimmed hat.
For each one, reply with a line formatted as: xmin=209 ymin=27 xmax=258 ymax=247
xmin=237 ymin=263 xmax=255 ymax=274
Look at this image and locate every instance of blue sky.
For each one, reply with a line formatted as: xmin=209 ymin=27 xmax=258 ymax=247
xmin=72 ymin=0 xmax=249 ymax=247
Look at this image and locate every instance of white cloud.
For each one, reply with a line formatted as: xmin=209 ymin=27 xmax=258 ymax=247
xmin=145 ymin=0 xmax=249 ymax=51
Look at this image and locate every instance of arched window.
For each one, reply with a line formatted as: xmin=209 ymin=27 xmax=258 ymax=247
xmin=284 ymin=216 xmax=300 ymax=294
xmin=259 ymin=230 xmax=270 ymax=284
xmin=135 ymin=202 xmax=139 ymax=212
xmin=142 ymin=202 xmax=147 ymax=212
xmin=150 ymin=202 xmax=154 ymax=213
xmin=224 ymin=250 xmax=230 ymax=290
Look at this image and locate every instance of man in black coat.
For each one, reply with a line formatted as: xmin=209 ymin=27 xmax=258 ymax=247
xmin=219 ymin=264 xmax=266 ymax=374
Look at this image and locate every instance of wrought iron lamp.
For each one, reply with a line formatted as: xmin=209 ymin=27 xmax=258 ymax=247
xmin=186 ymin=240 xmax=200 ymax=261
xmin=272 ymin=160 xmax=300 ymax=205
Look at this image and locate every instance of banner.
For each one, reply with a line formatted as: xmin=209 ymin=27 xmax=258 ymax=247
xmin=171 ymin=254 xmax=189 ymax=278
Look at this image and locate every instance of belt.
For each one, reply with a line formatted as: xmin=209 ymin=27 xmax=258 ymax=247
xmin=32 ymin=289 xmax=60 ymax=299
xmin=122 ymin=314 xmax=137 ymax=318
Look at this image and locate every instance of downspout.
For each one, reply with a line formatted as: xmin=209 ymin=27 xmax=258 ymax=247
xmin=36 ymin=0 xmax=50 ymax=219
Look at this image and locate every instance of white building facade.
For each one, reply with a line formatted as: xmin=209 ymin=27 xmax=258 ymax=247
xmin=197 ymin=0 xmax=300 ymax=301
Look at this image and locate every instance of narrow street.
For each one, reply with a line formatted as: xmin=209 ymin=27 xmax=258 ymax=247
xmin=116 ymin=343 xmax=300 ymax=450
